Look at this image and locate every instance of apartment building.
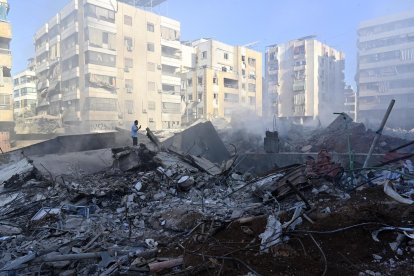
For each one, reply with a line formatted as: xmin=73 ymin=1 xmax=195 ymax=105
xmin=34 ymin=0 xmax=182 ymax=132
xmin=265 ymin=36 xmax=345 ymax=124
xmin=13 ymin=59 xmax=37 ymax=117
xmin=344 ymin=85 xmax=357 ymax=121
xmin=181 ymin=39 xmax=262 ymax=124
xmin=0 ymin=0 xmax=12 ymax=151
xmin=357 ymin=10 xmax=414 ymax=128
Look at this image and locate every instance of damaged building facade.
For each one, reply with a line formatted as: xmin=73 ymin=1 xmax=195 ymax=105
xmin=0 ymin=0 xmax=12 ymax=151
xmin=34 ymin=0 xmax=183 ymax=132
xmin=265 ymin=36 xmax=345 ymax=124
xmin=357 ymin=10 xmax=414 ymax=129
xmin=181 ymin=39 xmax=262 ymax=124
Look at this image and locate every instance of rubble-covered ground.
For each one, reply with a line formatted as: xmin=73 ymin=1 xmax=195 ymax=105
xmin=1 ymin=116 xmax=414 ymax=275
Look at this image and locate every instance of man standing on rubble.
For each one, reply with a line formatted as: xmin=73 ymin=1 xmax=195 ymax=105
xmin=131 ymin=120 xmax=141 ymax=146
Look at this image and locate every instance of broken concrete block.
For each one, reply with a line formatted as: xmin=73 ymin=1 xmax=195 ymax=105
xmin=0 ymin=224 xmax=22 ymax=235
xmin=177 ymin=176 xmax=194 ymax=191
xmin=153 ymin=191 xmax=166 ymax=200
xmin=0 ymin=158 xmax=35 ymax=186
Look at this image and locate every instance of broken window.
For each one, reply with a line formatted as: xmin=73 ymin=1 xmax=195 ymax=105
xmin=86 ymin=73 xmax=116 ymax=92
xmin=224 ymin=53 xmax=229 ymax=60
xmin=198 ymin=76 xmax=203 ymax=85
xmin=61 ymin=11 xmax=77 ymax=31
xmin=125 ymin=79 xmax=133 ymax=93
xmin=248 ymin=57 xmax=256 ymax=67
xmin=201 ymin=51 xmax=207 ymax=59
xmin=86 ymin=51 xmax=116 ymax=67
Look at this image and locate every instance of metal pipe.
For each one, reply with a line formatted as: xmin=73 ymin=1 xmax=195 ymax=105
xmin=363 ymin=99 xmax=395 ymax=168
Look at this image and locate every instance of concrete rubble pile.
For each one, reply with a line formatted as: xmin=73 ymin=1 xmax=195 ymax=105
xmin=0 ymin=119 xmax=414 ymax=275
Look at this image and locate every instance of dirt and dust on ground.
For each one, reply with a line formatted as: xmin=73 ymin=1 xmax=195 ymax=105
xmin=0 ymin=114 xmax=414 ymax=275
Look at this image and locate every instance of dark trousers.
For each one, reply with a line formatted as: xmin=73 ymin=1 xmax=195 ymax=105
xmin=132 ymin=137 xmax=138 ymax=146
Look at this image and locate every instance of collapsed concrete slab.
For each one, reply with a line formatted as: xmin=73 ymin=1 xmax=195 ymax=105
xmin=162 ymin=121 xmax=230 ymax=164
xmin=0 ymin=158 xmax=34 ymax=185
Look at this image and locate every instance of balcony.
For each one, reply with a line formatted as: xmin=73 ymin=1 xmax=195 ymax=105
xmin=358 ymin=26 xmax=414 ymax=43
xmin=61 ymin=45 xmax=79 ymax=60
xmin=61 ymin=88 xmax=80 ymax=102
xmin=293 ymin=64 xmax=306 ymax=71
xmin=34 ymin=24 xmax=48 ymax=41
xmin=35 ymin=42 xmax=49 ymax=56
xmin=162 ymin=75 xmax=181 ymax=86
xmin=161 ymin=38 xmax=181 ymax=50
xmin=35 ymin=61 xmax=49 ymax=75
xmin=61 ymin=22 xmax=79 ymax=41
xmin=37 ymin=79 xmax=50 ymax=90
xmin=161 ymin=55 xmax=181 ymax=67
xmin=49 ymin=35 xmax=61 ymax=46
xmin=0 ymin=49 xmax=12 ymax=68
xmin=61 ymin=67 xmax=79 ymax=81
xmin=85 ymin=17 xmax=116 ymax=34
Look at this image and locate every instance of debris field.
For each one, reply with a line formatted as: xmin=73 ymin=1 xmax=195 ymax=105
xmin=0 ymin=118 xmax=414 ymax=276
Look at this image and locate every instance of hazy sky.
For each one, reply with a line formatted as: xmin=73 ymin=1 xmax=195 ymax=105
xmin=8 ymin=0 xmax=414 ymax=86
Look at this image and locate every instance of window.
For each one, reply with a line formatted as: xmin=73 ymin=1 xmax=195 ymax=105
xmin=0 ymin=94 xmax=11 ymax=110
xmin=147 ymin=42 xmax=155 ymax=52
xmin=124 ymin=15 xmax=132 ymax=26
xmin=147 ymin=62 xmax=155 ymax=71
xmin=187 ymin=79 xmax=192 ymax=86
xmin=13 ymin=90 xmax=19 ymax=97
xmin=248 ymin=57 xmax=256 ymax=67
xmin=148 ymin=81 xmax=156 ymax=91
xmin=249 ymin=96 xmax=256 ymax=105
xmin=125 ymin=100 xmax=134 ymax=114
xmin=124 ymin=58 xmax=133 ymax=70
xmin=242 ymin=69 xmax=246 ymax=76
xmin=213 ymin=77 xmax=218 ymax=84
xmin=242 ymin=83 xmax=246 ymax=90
xmin=248 ymin=83 xmax=256 ymax=92
xmin=148 ymin=101 xmax=156 ymax=110
xmin=147 ymin=22 xmax=154 ymax=32
xmin=224 ymin=53 xmax=229 ymax=59
xmin=162 ymin=102 xmax=181 ymax=114
xmin=160 ymin=26 xmax=180 ymax=41
xmin=202 ymin=51 xmax=207 ymax=59
xmin=198 ymin=76 xmax=203 ymax=85
xmin=124 ymin=79 xmax=133 ymax=93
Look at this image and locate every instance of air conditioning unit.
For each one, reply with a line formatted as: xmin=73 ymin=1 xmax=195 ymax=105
xmin=124 ymin=67 xmax=130 ymax=72
xmin=126 ymin=87 xmax=132 ymax=93
xmin=158 ymin=89 xmax=162 ymax=93
xmin=157 ymin=65 xmax=162 ymax=70
xmin=127 ymin=45 xmax=133 ymax=52
xmin=142 ymin=109 xmax=147 ymax=113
